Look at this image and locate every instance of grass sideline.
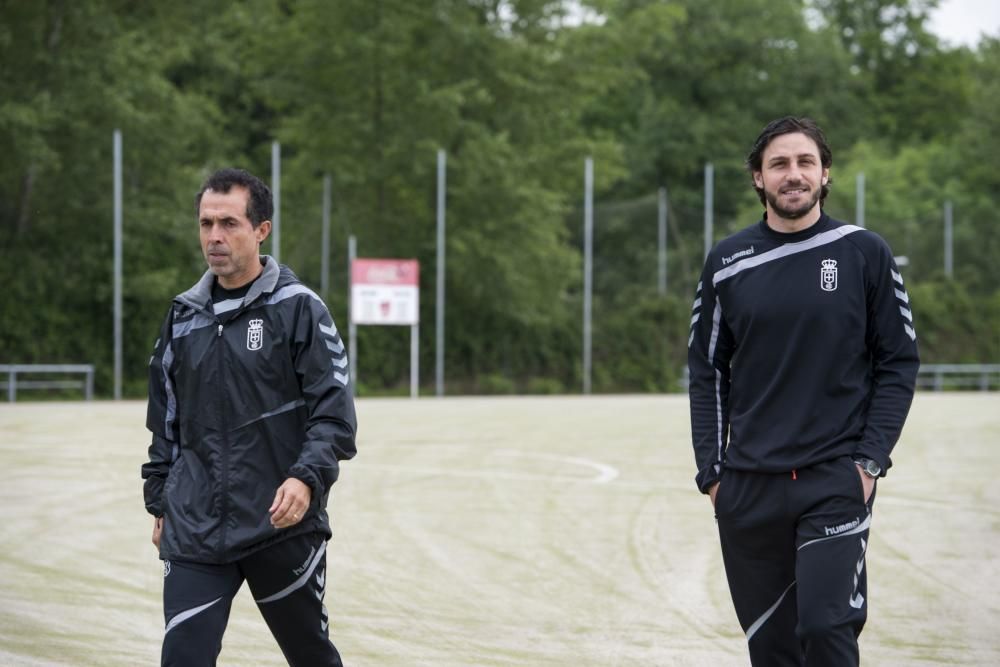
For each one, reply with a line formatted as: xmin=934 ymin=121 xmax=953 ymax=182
xmin=1 ymin=393 xmax=998 ymax=666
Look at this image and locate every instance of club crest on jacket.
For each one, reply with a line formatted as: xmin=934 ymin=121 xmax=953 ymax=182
xmin=247 ymin=318 xmax=264 ymax=351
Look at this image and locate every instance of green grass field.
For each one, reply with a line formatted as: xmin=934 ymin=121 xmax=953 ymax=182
xmin=1 ymin=393 xmax=998 ymax=666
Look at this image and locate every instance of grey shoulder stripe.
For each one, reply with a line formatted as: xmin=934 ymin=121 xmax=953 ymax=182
xmin=266 ymin=284 xmax=325 ymax=307
xmin=165 ymin=597 xmax=223 ymax=634
xmin=256 ymin=542 xmax=327 ymax=604
xmin=172 ymin=313 xmax=216 ymax=339
xmin=213 ymin=298 xmax=242 ymax=315
xmin=713 ymin=225 xmax=864 ymax=286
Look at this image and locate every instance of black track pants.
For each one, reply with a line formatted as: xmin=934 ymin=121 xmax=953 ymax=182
xmin=715 ymin=456 xmax=875 ymax=667
xmin=160 ymin=532 xmax=342 ymax=667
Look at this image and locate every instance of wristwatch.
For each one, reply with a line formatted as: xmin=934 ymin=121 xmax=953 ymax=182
xmin=854 ymin=458 xmax=882 ymax=479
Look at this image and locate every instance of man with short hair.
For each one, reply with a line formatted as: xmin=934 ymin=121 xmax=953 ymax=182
xmin=142 ymin=167 xmax=356 ymax=666
xmin=687 ymin=117 xmax=919 ymax=666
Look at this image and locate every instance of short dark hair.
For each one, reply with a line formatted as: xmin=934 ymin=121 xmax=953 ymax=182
xmin=195 ymin=168 xmax=273 ymax=227
xmin=746 ymin=116 xmax=833 ymax=205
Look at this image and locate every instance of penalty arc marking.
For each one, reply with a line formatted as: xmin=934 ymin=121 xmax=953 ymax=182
xmin=354 ymin=450 xmax=620 ymax=485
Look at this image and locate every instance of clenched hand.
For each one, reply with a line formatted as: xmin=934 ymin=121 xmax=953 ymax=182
xmin=269 ymin=478 xmax=312 ymax=529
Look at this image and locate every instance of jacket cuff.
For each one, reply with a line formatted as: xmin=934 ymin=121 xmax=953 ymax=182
xmin=143 ymin=478 xmax=166 ymax=516
xmin=696 ymin=463 xmax=723 ymax=494
xmin=852 ymin=448 xmax=891 ymax=477
xmin=288 ymin=465 xmax=324 ymax=506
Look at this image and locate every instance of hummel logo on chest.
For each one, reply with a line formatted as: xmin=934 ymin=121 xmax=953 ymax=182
xmin=722 ymin=246 xmax=755 ymax=265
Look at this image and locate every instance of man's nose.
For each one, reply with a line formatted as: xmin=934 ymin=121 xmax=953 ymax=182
xmin=206 ymin=222 xmax=224 ymax=242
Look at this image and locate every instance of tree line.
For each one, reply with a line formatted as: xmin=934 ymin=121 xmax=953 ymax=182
xmin=1 ymin=0 xmax=997 ymax=397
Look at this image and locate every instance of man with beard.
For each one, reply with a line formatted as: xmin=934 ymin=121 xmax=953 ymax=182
xmin=686 ymin=117 xmax=919 ymax=666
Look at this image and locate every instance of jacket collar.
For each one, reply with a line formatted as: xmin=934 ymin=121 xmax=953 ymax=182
xmin=247 ymin=255 xmax=280 ymax=302
xmin=175 ymin=255 xmax=281 ymax=313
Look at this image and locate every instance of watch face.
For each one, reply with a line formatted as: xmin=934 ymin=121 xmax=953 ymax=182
xmin=856 ymin=458 xmax=880 ymax=477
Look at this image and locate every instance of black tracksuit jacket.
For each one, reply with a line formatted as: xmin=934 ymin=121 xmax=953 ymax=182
xmin=687 ymin=213 xmax=919 ymax=493
xmin=142 ymin=257 xmax=357 ymax=563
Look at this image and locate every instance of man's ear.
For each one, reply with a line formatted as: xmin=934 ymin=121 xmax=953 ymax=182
xmin=821 ymin=168 xmax=829 ymax=185
xmin=753 ymin=172 xmax=763 ymax=188
xmin=255 ymin=220 xmax=272 ymax=245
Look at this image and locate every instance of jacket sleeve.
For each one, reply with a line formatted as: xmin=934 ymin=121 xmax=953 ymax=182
xmin=288 ymin=296 xmax=358 ymax=502
xmin=687 ymin=256 xmax=736 ymax=493
xmin=854 ymin=236 xmax=920 ymax=474
xmin=141 ymin=308 xmax=178 ymax=517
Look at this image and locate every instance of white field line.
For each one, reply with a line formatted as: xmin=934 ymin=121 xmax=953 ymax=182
xmin=494 ymin=449 xmax=620 ymax=483
xmin=353 ymin=449 xmax=620 ymax=485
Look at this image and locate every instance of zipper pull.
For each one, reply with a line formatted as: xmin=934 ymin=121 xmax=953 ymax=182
xmin=218 ymin=324 xmax=223 ymax=337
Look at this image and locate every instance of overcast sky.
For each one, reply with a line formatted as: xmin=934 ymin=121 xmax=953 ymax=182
xmin=562 ymin=1 xmax=1000 ymax=49
xmin=929 ymin=0 xmax=1000 ymax=47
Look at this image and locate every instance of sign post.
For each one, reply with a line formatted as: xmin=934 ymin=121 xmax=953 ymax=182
xmin=351 ymin=259 xmax=421 ymax=398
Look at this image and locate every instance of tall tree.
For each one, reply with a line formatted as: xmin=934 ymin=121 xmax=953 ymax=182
xmin=0 ymin=1 xmax=236 ymax=392
xmin=811 ymin=0 xmax=970 ymax=144
xmin=238 ymin=0 xmax=623 ymax=389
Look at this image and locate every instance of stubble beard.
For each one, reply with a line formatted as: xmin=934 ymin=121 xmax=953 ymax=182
xmin=764 ymin=185 xmax=821 ymax=221
xmin=205 ymin=244 xmax=237 ymax=278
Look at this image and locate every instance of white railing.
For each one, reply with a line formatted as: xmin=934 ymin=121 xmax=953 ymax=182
xmin=916 ymin=364 xmax=1000 ymax=392
xmin=1 ymin=364 xmax=95 ymax=401
xmin=679 ymin=363 xmax=999 ymax=392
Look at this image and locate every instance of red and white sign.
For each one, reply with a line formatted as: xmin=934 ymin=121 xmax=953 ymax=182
xmin=351 ymin=259 xmax=420 ymax=325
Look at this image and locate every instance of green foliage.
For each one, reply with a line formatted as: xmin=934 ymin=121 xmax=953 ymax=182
xmin=525 ymin=377 xmax=565 ymax=395
xmin=0 ymin=0 xmax=996 ymax=397
xmin=592 ymin=290 xmax=691 ymax=393
xmin=908 ymin=281 xmax=1000 ymax=362
xmin=476 ymin=373 xmax=518 ymax=395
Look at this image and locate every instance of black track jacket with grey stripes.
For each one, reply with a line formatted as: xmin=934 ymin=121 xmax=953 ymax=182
xmin=687 ymin=213 xmax=919 ymax=494
xmin=141 ymin=257 xmax=357 ymax=563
